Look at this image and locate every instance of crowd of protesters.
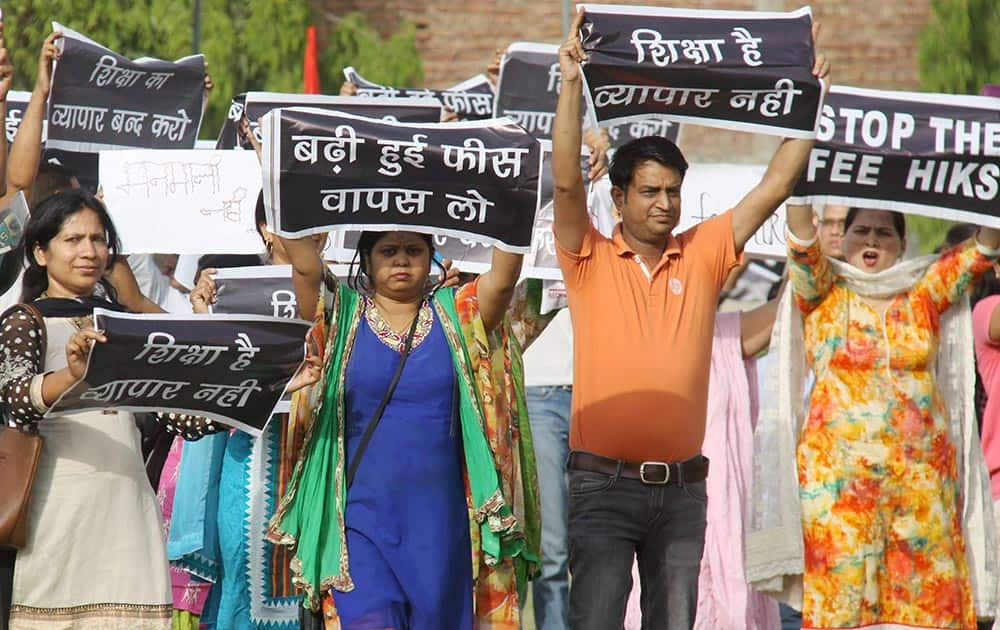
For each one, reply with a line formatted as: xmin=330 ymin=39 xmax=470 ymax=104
xmin=1 ymin=7 xmax=1000 ymax=630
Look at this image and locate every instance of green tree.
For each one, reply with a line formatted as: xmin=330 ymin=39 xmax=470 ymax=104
xmin=1 ymin=1 xmax=423 ymax=138
xmin=915 ymin=0 xmax=1000 ymax=254
xmin=321 ymin=12 xmax=424 ymax=94
xmin=919 ymin=0 xmax=1000 ymax=95
xmin=907 ymin=215 xmax=952 ymax=255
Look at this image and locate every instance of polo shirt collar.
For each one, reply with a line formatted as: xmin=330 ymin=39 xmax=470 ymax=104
xmin=611 ymin=223 xmax=681 ymax=259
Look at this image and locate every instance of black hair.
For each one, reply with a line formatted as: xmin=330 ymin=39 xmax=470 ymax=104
xmin=21 ymin=189 xmax=122 ymax=303
xmin=609 ymin=136 xmax=689 ymax=190
xmin=348 ymin=231 xmax=444 ymax=294
xmin=942 ymin=223 xmax=978 ymax=251
xmin=843 ymin=207 xmax=906 ymax=240
xmin=30 ymin=161 xmax=79 ymax=208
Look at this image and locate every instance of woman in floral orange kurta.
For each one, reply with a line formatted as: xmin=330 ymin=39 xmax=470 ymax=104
xmin=787 ymin=207 xmax=998 ymax=629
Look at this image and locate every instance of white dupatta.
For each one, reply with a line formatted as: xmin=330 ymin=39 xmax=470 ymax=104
xmin=745 ymin=250 xmax=998 ymax=617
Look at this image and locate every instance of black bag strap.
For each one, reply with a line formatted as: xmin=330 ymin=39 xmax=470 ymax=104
xmin=346 ymin=309 xmax=421 ymax=489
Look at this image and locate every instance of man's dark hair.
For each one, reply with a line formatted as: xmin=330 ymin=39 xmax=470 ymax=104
xmin=609 ymin=136 xmax=689 ymax=190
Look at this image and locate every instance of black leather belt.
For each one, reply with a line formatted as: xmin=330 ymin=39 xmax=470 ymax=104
xmin=567 ymin=451 xmax=709 ymax=486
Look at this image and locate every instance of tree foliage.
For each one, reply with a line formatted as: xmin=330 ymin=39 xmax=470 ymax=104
xmin=914 ymin=0 xmax=1000 ymax=254
xmin=322 ymin=12 xmax=424 ymax=93
xmin=1 ymin=1 xmax=423 ymax=138
xmin=919 ymin=0 xmax=1000 ymax=95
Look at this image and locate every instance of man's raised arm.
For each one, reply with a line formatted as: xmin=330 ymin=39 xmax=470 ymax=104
xmin=731 ymin=22 xmax=831 ymax=251
xmin=552 ymin=10 xmax=590 ymax=255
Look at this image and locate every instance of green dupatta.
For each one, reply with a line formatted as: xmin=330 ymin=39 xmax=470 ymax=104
xmin=267 ymin=279 xmax=539 ymax=611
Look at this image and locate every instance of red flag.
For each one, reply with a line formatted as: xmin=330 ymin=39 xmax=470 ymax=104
xmin=303 ymin=26 xmax=320 ymax=94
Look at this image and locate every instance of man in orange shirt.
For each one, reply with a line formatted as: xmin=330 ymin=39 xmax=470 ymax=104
xmin=553 ymin=11 xmax=830 ymax=629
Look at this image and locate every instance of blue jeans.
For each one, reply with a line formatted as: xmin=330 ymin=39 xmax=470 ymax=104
xmin=780 ymin=603 xmax=802 ymax=630
xmin=526 ymin=386 xmax=572 ymax=630
xmin=567 ymin=462 xmax=707 ymax=630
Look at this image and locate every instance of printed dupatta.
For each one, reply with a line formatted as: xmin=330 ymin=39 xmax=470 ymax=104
xmin=266 ymin=277 xmax=540 ymax=622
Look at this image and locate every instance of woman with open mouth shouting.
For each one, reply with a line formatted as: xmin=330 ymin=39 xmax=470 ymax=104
xmin=748 ymin=203 xmax=1000 ymax=629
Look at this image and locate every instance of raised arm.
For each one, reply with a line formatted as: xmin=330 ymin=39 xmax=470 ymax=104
xmin=477 ymin=248 xmax=524 ymax=333
xmin=278 ymin=234 xmax=325 ymax=322
xmin=552 ymin=10 xmax=590 ymax=255
xmin=106 ymin=258 xmax=165 ymax=313
xmin=731 ymin=23 xmax=830 ymax=251
xmin=786 ymin=202 xmax=817 ymax=242
xmin=5 ymin=31 xmax=60 ymax=206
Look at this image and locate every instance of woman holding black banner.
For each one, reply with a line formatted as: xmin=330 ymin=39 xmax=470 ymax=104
xmin=176 ymin=193 xmax=327 ymax=630
xmin=263 ymin=227 xmax=539 ymax=628
xmin=0 ymin=190 xmax=223 ymax=630
xmin=750 ymin=203 xmax=1000 ymax=628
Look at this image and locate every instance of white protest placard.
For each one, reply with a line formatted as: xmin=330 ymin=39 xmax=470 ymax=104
xmin=99 ymin=149 xmax=264 ymax=254
xmin=674 ymin=163 xmax=787 ymax=259
xmin=586 ymin=163 xmax=787 ymax=259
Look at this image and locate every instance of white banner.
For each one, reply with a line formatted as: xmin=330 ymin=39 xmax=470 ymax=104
xmin=675 ymin=163 xmax=787 ymax=259
xmin=99 ymin=149 xmax=264 ymax=254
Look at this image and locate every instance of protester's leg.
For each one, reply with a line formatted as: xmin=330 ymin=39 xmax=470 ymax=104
xmin=636 ymin=478 xmax=707 ymax=630
xmin=567 ymin=469 xmax=645 ymax=630
xmin=527 ymin=386 xmax=572 ymax=630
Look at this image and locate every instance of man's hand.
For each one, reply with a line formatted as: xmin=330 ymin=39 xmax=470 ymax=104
xmin=583 ymin=127 xmax=610 ymax=181
xmin=486 ymin=47 xmax=504 ymax=86
xmin=558 ymin=10 xmax=588 ymax=84
xmin=811 ymin=22 xmax=831 ymax=90
xmin=340 ymin=80 xmax=357 ymax=97
xmin=36 ymin=31 xmax=62 ymax=96
xmin=189 ymin=268 xmax=218 ymax=314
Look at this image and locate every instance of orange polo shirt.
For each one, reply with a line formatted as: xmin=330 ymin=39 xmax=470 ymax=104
xmin=556 ymin=211 xmax=741 ymax=463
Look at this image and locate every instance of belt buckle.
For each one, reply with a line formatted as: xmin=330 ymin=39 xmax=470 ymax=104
xmin=639 ymin=461 xmax=669 ymax=485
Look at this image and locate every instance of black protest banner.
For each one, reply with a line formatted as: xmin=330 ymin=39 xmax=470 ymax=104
xmin=215 ymin=93 xmax=247 ymax=150
xmin=244 ymin=93 xmax=443 ymax=150
xmin=789 ymin=86 xmax=1000 ymax=226
xmin=578 ymin=5 xmax=822 ymax=138
xmin=335 ymin=150 xmax=589 ymax=278
xmin=603 ymin=117 xmax=680 ymax=149
xmin=494 ymin=43 xmax=562 ymax=142
xmin=48 ymin=309 xmax=310 ymax=436
xmin=344 ymin=66 xmax=495 ymax=120
xmin=494 ymin=42 xmax=680 ymax=148
xmin=47 ymin=23 xmax=206 ymax=152
xmin=210 ymin=265 xmax=351 ymax=318
xmin=262 ymin=107 xmax=541 ymax=252
xmin=5 ymin=91 xmax=32 ymax=143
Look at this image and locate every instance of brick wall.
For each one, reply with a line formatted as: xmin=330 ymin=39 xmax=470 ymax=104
xmin=314 ymin=0 xmax=931 ymax=162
